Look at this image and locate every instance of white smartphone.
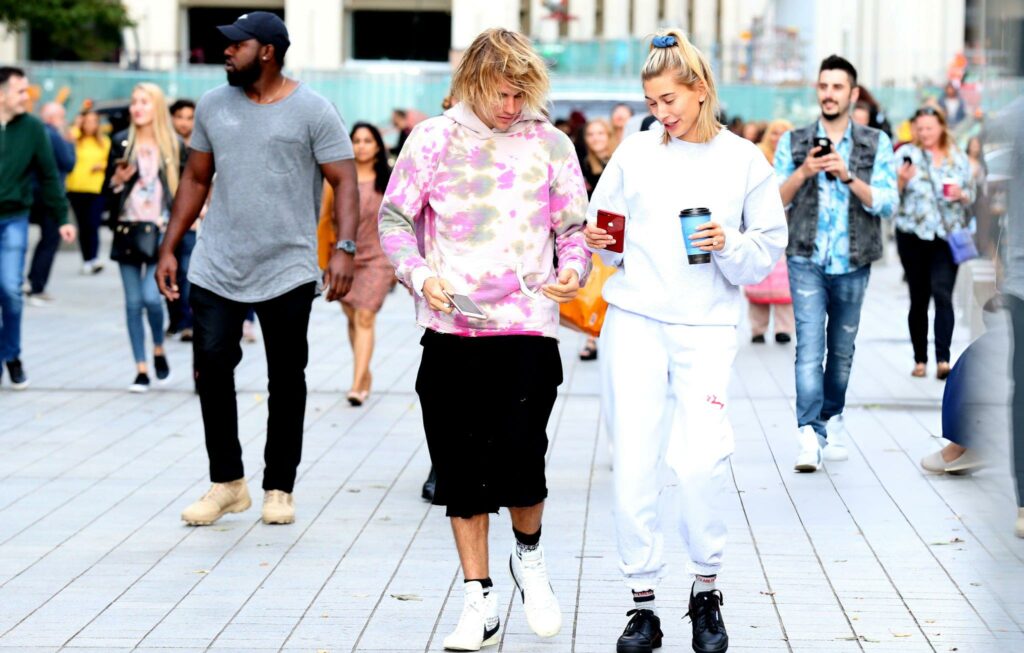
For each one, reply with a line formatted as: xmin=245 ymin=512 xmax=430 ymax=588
xmin=444 ymin=291 xmax=487 ymax=320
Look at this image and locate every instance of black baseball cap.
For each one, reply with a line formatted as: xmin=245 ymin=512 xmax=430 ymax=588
xmin=217 ymin=11 xmax=290 ymax=53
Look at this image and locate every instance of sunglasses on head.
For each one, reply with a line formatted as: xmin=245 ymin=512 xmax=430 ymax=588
xmin=912 ymin=107 xmax=942 ymax=120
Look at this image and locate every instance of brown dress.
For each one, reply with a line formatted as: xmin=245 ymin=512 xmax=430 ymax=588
xmin=317 ymin=179 xmax=396 ymax=312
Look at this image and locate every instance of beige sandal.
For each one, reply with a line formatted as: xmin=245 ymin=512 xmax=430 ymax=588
xmin=911 ymin=363 xmax=926 ymax=378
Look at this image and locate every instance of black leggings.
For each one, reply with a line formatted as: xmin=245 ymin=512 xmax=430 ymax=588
xmin=1007 ymin=296 xmax=1024 ymax=508
xmin=896 ymin=230 xmax=959 ymax=363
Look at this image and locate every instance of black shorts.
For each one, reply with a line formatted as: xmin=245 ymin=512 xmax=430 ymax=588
xmin=415 ymin=330 xmax=563 ymax=518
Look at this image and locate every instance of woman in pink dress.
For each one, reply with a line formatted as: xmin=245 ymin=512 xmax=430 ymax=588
xmin=320 ymin=122 xmax=395 ymax=405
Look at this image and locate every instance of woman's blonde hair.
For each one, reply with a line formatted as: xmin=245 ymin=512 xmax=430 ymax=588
xmin=757 ymin=118 xmax=793 ymax=162
xmin=911 ymin=106 xmax=956 ymax=162
xmin=450 ymin=28 xmax=549 ymax=123
xmin=77 ymin=110 xmax=109 ymax=148
xmin=584 ymin=118 xmax=613 ymax=175
xmin=125 ymin=82 xmax=181 ymax=194
xmin=641 ymin=29 xmax=722 ymax=144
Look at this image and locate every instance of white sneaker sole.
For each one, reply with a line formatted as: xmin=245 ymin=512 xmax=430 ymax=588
xmin=128 ymin=384 xmax=150 ymax=393
xmin=182 ymin=497 xmax=252 ymax=526
xmin=443 ymin=634 xmax=498 ymax=652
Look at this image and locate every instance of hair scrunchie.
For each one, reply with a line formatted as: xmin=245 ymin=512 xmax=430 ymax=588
xmin=652 ymin=35 xmax=677 ymax=48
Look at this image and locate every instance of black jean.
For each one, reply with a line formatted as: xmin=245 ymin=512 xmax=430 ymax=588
xmin=896 ymin=230 xmax=959 ymax=363
xmin=27 ymin=216 xmax=60 ymax=294
xmin=68 ymin=192 xmax=105 ymax=263
xmin=1007 ymin=296 xmax=1024 ymax=508
xmin=190 ymin=282 xmax=315 ymax=493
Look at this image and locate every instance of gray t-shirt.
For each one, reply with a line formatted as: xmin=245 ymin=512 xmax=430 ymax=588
xmin=187 ymin=83 xmax=353 ymax=302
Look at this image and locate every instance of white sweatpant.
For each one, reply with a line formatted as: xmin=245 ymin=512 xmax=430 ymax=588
xmin=600 ymin=306 xmax=737 ymax=591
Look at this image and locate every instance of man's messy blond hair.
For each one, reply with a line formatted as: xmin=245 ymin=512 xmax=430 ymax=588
xmin=450 ymin=28 xmax=549 ymax=122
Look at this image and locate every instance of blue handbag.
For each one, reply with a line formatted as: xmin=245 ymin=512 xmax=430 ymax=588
xmin=920 ymin=157 xmax=978 ymax=264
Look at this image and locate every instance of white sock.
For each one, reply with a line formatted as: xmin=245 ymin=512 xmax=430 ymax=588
xmin=632 ymin=589 xmax=656 ymax=614
xmin=693 ymin=575 xmax=717 ymax=596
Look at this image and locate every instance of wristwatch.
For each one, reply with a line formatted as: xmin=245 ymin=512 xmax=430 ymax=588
xmin=336 ymin=240 xmax=356 ymax=255
xmin=841 ymin=175 xmax=855 ymax=185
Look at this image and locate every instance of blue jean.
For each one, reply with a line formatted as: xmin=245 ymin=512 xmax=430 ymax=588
xmin=0 ymin=214 xmax=29 ymax=362
xmin=789 ymin=257 xmax=871 ymax=438
xmin=119 ymin=261 xmax=165 ymax=363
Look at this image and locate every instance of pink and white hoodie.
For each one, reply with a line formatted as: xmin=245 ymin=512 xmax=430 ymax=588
xmin=378 ymin=102 xmax=590 ymax=338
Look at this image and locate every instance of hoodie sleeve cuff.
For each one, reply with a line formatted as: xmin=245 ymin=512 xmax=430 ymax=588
xmin=410 ymin=266 xmax=433 ymax=298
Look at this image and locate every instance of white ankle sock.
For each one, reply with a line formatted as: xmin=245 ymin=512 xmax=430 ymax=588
xmin=632 ymin=589 xmax=656 ymax=614
xmin=693 ymin=575 xmax=717 ymax=596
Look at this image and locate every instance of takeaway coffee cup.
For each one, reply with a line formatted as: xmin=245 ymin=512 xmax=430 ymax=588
xmin=679 ymin=207 xmax=712 ymax=265
xmin=942 ymin=177 xmax=958 ymax=201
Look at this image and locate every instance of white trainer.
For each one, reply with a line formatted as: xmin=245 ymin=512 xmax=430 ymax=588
xmin=509 ymin=546 xmax=562 ymax=637
xmin=443 ymin=581 xmax=500 ymax=651
xmin=793 ymin=425 xmax=823 ymax=472
xmin=822 ymin=415 xmax=850 ymax=461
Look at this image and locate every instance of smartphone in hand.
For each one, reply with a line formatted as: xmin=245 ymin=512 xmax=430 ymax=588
xmin=443 ymin=291 xmax=487 ymax=320
xmin=814 ymin=137 xmax=835 ymax=181
xmin=596 ymin=209 xmax=626 ymax=253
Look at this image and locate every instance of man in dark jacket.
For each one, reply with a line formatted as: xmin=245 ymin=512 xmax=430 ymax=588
xmin=26 ymin=101 xmax=76 ymax=304
xmin=0 ymin=67 xmax=75 ymax=389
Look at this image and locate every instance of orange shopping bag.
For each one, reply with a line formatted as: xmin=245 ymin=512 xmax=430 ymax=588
xmin=559 ymin=254 xmax=616 ymax=337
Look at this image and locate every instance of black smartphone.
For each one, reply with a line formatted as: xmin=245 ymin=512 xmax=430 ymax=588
xmin=814 ymin=137 xmax=835 ymax=180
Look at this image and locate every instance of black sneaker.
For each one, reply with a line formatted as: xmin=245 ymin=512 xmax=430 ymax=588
xmin=129 ymin=373 xmax=151 ymax=393
xmin=686 ymin=587 xmax=728 ymax=653
xmin=6 ymin=359 xmax=29 ymax=390
xmin=775 ymin=333 xmax=792 ymax=344
xmin=750 ymin=335 xmax=766 ymax=344
xmin=154 ymin=355 xmax=170 ymax=382
xmin=617 ymin=609 xmax=662 ymax=653
xmin=421 ymin=466 xmax=437 ymax=502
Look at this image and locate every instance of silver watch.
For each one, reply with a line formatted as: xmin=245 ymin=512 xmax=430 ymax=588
xmin=336 ymin=240 xmax=356 ymax=255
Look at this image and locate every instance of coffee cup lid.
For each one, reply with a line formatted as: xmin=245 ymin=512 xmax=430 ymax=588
xmin=679 ymin=207 xmax=710 ymax=217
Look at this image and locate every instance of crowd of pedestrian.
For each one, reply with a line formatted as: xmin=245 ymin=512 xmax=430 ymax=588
xmin=2 ymin=12 xmax=1023 ymax=653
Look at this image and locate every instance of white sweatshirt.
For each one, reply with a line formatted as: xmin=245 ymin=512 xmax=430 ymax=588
xmin=588 ymin=128 xmax=787 ymax=326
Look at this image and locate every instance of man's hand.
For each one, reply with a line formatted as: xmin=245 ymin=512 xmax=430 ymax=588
xmin=59 ymin=224 xmax=76 ymax=243
xmin=541 ymin=268 xmax=580 ymax=304
xmin=156 ymin=251 xmax=180 ymax=301
xmin=797 ymin=145 xmax=829 ymax=180
xmin=323 ymin=250 xmax=354 ymax=301
xmin=422 ymin=277 xmax=456 ymax=314
xmin=821 ymin=152 xmax=851 ymax=182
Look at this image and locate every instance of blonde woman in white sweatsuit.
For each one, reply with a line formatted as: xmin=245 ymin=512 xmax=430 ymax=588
xmin=585 ymin=30 xmax=787 ymax=653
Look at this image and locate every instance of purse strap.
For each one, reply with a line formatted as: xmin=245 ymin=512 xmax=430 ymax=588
xmin=914 ymin=148 xmax=958 ymax=236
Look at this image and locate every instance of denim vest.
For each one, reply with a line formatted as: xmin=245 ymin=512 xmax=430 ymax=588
xmin=786 ymin=122 xmax=883 ymax=268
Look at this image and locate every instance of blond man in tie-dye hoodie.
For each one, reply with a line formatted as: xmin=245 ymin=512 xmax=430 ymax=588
xmin=378 ymin=28 xmax=589 ymax=652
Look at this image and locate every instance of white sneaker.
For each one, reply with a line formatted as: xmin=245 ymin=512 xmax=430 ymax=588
xmin=443 ymin=581 xmax=500 ymax=651
xmin=793 ymin=425 xmax=823 ymax=472
xmin=822 ymin=415 xmax=850 ymax=461
xmin=509 ymin=546 xmax=562 ymax=637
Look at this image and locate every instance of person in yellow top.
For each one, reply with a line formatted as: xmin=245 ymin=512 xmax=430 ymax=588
xmin=65 ymin=109 xmax=111 ymax=274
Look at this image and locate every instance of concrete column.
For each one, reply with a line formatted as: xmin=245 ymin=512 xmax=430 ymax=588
xmin=0 ymin=28 xmax=20 ymax=62
xmin=568 ymin=0 xmax=597 ymax=40
xmin=633 ymin=0 xmax=659 ymax=37
xmin=284 ymin=0 xmax=342 ymax=70
xmin=603 ymin=0 xmax=630 ymax=38
xmin=530 ymin=0 xmax=560 ymax=43
xmin=690 ymin=0 xmax=717 ymax=50
xmin=663 ymin=0 xmax=689 ymax=32
xmin=451 ymin=0 xmax=519 ymax=50
xmin=123 ymin=0 xmax=179 ymax=69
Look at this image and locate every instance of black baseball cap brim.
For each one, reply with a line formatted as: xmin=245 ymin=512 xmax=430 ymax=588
xmin=217 ymin=24 xmax=256 ymax=43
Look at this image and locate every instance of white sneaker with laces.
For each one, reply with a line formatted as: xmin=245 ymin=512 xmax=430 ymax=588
xmin=822 ymin=415 xmax=850 ymax=461
xmin=793 ymin=425 xmax=823 ymax=472
xmin=509 ymin=546 xmax=562 ymax=637
xmin=443 ymin=581 xmax=500 ymax=651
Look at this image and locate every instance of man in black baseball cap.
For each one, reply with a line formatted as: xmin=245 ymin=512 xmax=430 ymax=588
xmin=218 ymin=11 xmax=290 ymax=68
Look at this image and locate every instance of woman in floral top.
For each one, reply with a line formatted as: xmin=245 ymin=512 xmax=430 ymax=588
xmin=895 ymin=106 xmax=975 ymax=379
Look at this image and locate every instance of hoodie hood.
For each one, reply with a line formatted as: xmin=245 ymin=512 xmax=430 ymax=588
xmin=444 ymin=102 xmax=548 ymax=139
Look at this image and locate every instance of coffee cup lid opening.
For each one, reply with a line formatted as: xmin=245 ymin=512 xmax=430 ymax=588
xmin=679 ymin=207 xmax=711 ymax=217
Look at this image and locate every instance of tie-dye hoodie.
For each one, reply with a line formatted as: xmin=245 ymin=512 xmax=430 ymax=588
xmin=378 ymin=102 xmax=590 ymax=338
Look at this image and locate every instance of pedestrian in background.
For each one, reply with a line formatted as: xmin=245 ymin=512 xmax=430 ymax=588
xmin=585 ymin=29 xmax=786 ymax=653
xmin=65 ymin=109 xmax=110 ymax=275
xmin=104 ymin=83 xmax=183 ymax=393
xmin=746 ymin=118 xmax=795 ymax=344
xmin=894 ymin=106 xmax=975 ymax=380
xmin=0 ymin=67 xmax=75 ymax=390
xmin=25 ymin=101 xmax=76 ymax=306
xmin=941 ymin=82 xmax=967 ymax=127
xmin=318 ymin=121 xmax=393 ymax=406
xmin=379 ymin=27 xmax=589 ymax=651
xmin=776 ymin=55 xmax=898 ymax=473
xmin=610 ymin=102 xmax=634 ymax=149
xmin=167 ymin=98 xmax=198 ymax=339
xmin=578 ymin=117 xmax=615 ymax=361
xmin=158 ymin=12 xmax=358 ymax=528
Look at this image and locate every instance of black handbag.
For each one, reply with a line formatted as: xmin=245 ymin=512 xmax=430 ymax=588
xmin=110 ymin=221 xmax=160 ymax=264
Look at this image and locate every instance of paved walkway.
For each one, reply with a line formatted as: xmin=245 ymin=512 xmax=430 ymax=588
xmin=1 ymin=242 xmax=1022 ymax=653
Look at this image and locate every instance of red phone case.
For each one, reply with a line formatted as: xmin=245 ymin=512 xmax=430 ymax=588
xmin=596 ymin=210 xmax=626 ymax=254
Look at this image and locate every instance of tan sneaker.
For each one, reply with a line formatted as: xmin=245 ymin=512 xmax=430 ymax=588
xmin=262 ymin=490 xmax=295 ymax=525
xmin=181 ymin=479 xmax=251 ymax=526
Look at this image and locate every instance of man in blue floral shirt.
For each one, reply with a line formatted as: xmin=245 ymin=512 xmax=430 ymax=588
xmin=775 ymin=55 xmax=898 ymax=473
